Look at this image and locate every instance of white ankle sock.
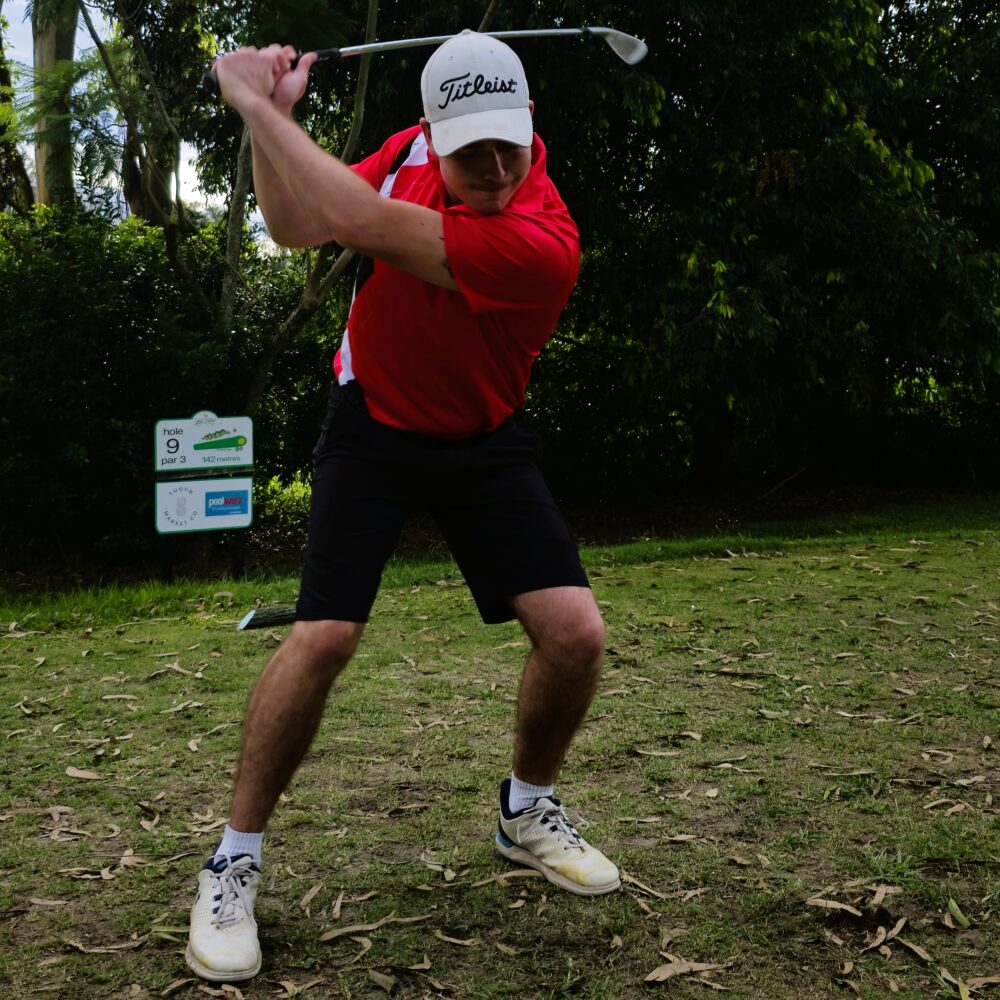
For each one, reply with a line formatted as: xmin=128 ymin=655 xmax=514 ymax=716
xmin=213 ymin=824 xmax=264 ymax=865
xmin=508 ymin=774 xmax=554 ymax=813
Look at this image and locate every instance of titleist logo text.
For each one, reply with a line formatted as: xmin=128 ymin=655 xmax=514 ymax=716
xmin=437 ymin=72 xmax=518 ymax=109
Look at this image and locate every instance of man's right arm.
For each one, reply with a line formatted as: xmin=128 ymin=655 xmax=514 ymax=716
xmin=251 ymin=128 xmax=330 ymax=248
xmin=216 ymin=46 xmax=458 ymax=291
xmin=242 ymin=50 xmax=331 ymax=248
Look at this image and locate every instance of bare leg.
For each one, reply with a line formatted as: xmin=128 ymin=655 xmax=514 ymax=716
xmin=228 ymin=619 xmax=364 ymax=831
xmin=509 ymin=586 xmax=605 ymax=786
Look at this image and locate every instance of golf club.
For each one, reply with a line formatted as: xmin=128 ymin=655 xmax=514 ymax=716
xmin=202 ymin=26 xmax=647 ymax=96
xmin=237 ymin=606 xmax=296 ymax=630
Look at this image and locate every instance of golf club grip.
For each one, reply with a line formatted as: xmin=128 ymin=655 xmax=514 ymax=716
xmin=237 ymin=606 xmax=296 ymax=630
xmin=200 ymin=49 xmax=341 ymax=98
xmin=201 ymin=68 xmax=221 ymax=96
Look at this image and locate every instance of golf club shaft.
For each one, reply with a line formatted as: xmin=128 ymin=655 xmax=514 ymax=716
xmin=201 ymin=26 xmax=644 ymax=95
xmin=330 ymin=27 xmax=619 ymax=59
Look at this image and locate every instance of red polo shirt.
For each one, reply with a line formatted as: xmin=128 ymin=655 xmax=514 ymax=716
xmin=336 ymin=125 xmax=579 ymax=438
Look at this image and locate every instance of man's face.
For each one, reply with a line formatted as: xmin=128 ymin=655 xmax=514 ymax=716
xmin=436 ymin=138 xmax=532 ymax=215
xmin=422 ymin=109 xmax=534 ymax=215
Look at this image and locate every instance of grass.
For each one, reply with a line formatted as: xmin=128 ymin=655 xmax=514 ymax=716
xmin=1 ymin=494 xmax=999 ymax=999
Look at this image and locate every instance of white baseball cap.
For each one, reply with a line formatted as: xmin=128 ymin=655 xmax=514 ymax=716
xmin=421 ymin=30 xmax=532 ymax=157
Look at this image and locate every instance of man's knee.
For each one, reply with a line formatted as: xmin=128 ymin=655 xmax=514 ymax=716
xmin=516 ymin=589 xmax=606 ymax=674
xmin=554 ymin=613 xmax=605 ymax=672
xmin=284 ymin=619 xmax=364 ymax=676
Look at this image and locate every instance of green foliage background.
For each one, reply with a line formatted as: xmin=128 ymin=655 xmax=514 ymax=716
xmin=0 ymin=209 xmax=340 ymax=557
xmin=1 ymin=1 xmax=998 ymax=563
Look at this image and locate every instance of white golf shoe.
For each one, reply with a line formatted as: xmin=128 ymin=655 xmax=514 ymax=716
xmin=186 ymin=854 xmax=262 ymax=982
xmin=495 ymin=779 xmax=621 ymax=896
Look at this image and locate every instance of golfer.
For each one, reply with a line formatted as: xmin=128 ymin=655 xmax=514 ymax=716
xmin=187 ymin=31 xmax=619 ymax=983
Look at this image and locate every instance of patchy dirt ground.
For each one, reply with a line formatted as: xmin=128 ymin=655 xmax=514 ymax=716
xmin=3 ymin=503 xmax=999 ymax=998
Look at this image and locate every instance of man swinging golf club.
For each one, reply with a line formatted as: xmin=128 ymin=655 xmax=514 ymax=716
xmin=187 ymin=30 xmax=620 ymax=983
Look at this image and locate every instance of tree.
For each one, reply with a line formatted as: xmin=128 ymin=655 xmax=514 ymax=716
xmin=0 ymin=6 xmax=35 ymax=212
xmin=5 ymin=0 xmax=1000 ymax=546
xmin=31 ymin=0 xmax=78 ymax=206
xmin=498 ymin=0 xmax=1000 ymax=492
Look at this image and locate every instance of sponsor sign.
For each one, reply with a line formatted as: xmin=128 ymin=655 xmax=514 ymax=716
xmin=156 ymin=477 xmax=253 ymax=534
xmin=206 ymin=490 xmax=250 ymax=517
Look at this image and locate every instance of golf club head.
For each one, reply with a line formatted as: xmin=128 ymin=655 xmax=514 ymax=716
xmin=595 ymin=28 xmax=648 ymax=65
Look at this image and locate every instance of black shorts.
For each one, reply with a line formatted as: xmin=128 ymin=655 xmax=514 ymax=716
xmin=295 ymin=381 xmax=589 ymax=625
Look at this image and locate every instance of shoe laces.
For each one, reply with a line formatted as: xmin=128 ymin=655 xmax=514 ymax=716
xmin=524 ymin=799 xmax=585 ymax=852
xmin=209 ymin=855 xmax=256 ymax=928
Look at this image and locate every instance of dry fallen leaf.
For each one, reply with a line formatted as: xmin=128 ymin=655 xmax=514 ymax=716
xmin=805 ymin=897 xmax=864 ymax=918
xmin=367 ymin=970 xmax=396 ymax=994
xmin=433 ymin=929 xmax=477 ymax=947
xmin=897 ymin=938 xmax=934 ymax=963
xmin=319 ymin=913 xmax=430 ymax=942
xmin=645 ymin=959 xmax=727 ymax=983
xmin=969 ymin=976 xmax=1000 ymax=989
xmin=861 ymin=927 xmax=888 ymax=953
xmin=867 ymin=884 xmax=902 ymax=908
xmin=332 ymin=937 xmax=372 ymax=967
xmin=885 ymin=916 xmax=907 ymax=942
xmin=621 ymin=870 xmax=669 ymax=899
xmin=275 ymin=979 xmax=325 ymax=998
xmin=160 ymin=978 xmax=196 ymax=997
xmin=470 ymin=868 xmax=542 ymax=888
xmin=60 ymin=867 xmax=116 ymax=881
xmin=923 ymin=798 xmax=958 ymax=811
xmin=676 ymin=887 xmax=710 ymax=903
xmin=64 ymin=935 xmax=147 ymax=954
xmin=937 ymin=967 xmax=973 ymax=1000
xmin=661 ymin=928 xmax=689 ymax=948
xmin=298 ymin=882 xmax=323 ymax=914
xmin=66 ymin=767 xmax=101 ymax=780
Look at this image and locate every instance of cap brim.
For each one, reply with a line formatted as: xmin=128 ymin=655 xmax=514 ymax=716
xmin=429 ymin=107 xmax=533 ymax=157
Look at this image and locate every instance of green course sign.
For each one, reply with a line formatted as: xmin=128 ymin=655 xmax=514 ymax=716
xmin=155 ymin=411 xmax=253 ymax=472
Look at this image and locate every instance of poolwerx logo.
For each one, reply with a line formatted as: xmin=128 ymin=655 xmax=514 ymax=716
xmin=205 ymin=490 xmax=249 ymax=517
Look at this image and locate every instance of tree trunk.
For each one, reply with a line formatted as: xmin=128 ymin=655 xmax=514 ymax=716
xmin=32 ymin=0 xmax=78 ymax=207
xmin=122 ymin=124 xmax=174 ymax=223
xmin=0 ymin=11 xmax=34 ymax=211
